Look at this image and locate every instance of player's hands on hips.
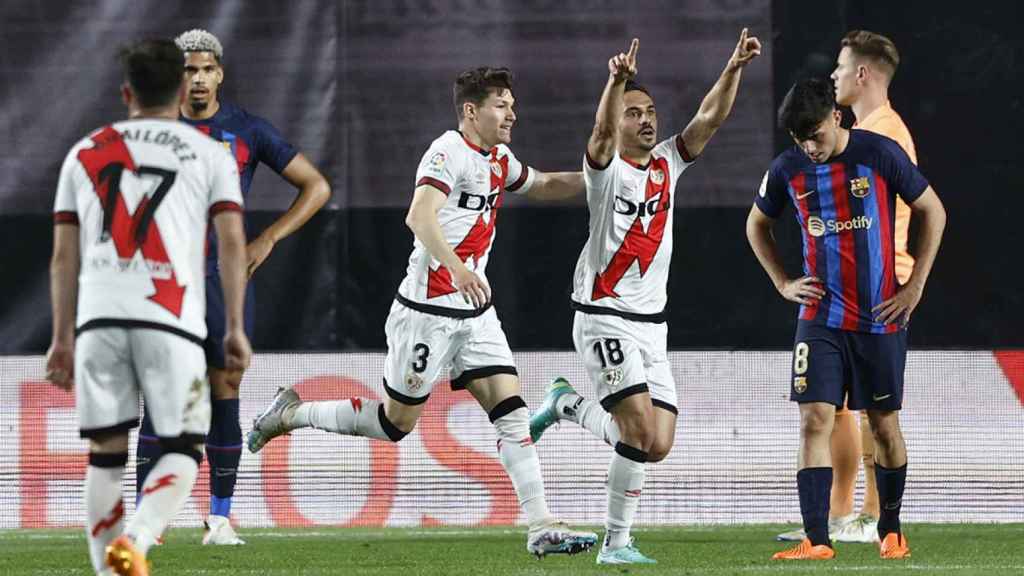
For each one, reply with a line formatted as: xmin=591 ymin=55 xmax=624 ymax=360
xmin=452 ymin=264 xmax=491 ymax=309
xmin=246 ymin=234 xmax=275 ymax=278
xmin=872 ymin=281 xmax=923 ymax=327
xmin=45 ymin=338 xmax=75 ymax=391
xmin=223 ymin=330 xmax=252 ymax=372
xmin=609 ymin=38 xmax=639 ymax=82
xmin=729 ymin=28 xmax=762 ymax=69
xmin=778 ymin=276 xmax=825 ymax=306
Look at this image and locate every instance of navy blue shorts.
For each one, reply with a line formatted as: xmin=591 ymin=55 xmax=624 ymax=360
xmin=203 ymin=274 xmax=255 ymax=369
xmin=789 ymin=321 xmax=907 ymax=411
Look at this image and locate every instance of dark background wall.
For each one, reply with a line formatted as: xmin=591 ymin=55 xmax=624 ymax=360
xmin=1 ymin=0 xmax=1021 ymax=352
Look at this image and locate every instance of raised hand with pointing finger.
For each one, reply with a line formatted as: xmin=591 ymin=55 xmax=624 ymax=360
xmin=609 ymin=38 xmax=639 ymax=83
xmin=729 ymin=27 xmax=762 ymax=70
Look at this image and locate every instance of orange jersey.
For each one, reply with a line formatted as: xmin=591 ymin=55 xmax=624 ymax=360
xmin=854 ymin=102 xmax=917 ymax=284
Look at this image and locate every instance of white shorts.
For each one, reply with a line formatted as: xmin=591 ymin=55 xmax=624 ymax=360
xmin=75 ymin=328 xmax=210 ymax=440
xmin=572 ymin=311 xmax=678 ymax=413
xmin=383 ymin=300 xmax=517 ymax=404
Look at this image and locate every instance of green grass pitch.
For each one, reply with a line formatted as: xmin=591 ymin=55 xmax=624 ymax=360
xmin=2 ymin=524 xmax=1023 ymax=575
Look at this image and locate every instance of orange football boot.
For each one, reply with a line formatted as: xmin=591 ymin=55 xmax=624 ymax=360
xmin=879 ymin=532 xmax=911 ymax=559
xmin=105 ymin=535 xmax=150 ymax=575
xmin=772 ymin=538 xmax=835 ymax=560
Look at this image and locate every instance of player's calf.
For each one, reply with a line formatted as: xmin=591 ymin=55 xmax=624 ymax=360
xmin=86 ymin=451 xmax=129 ymax=574
xmin=247 ymin=388 xmax=411 ymax=453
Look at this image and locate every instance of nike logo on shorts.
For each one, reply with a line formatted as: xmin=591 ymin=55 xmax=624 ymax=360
xmin=873 ymin=393 xmax=892 ymax=401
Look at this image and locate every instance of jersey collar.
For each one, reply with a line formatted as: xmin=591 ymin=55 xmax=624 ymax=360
xmin=621 ymin=154 xmax=651 ymax=171
xmin=459 ymin=131 xmax=496 ymax=157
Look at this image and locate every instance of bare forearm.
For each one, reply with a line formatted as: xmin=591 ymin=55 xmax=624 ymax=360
xmin=699 ymin=62 xmax=743 ymax=128
xmin=905 ymin=205 xmax=946 ymax=290
xmin=589 ymin=76 xmax=625 ymax=162
xmin=261 ymin=179 xmax=330 ymax=244
xmin=215 ymin=215 xmax=248 ymax=332
xmin=528 ymin=171 xmax=584 ymax=201
xmin=49 ymin=256 xmax=79 ymax=343
xmin=406 ymin=211 xmax=465 ymax=273
xmin=746 ymin=219 xmax=789 ymax=291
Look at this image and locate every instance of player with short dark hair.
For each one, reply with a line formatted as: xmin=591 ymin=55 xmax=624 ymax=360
xmin=46 ymin=38 xmax=250 ymax=575
xmin=529 ymin=30 xmax=761 ymax=564
xmin=247 ymin=65 xmax=600 ymax=558
xmin=750 ymin=78 xmax=945 ymax=560
xmin=130 ymin=29 xmax=331 ymax=547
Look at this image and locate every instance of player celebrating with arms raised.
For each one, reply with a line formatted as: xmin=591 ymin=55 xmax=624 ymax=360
xmin=248 ymin=66 xmax=598 ymax=558
xmin=750 ymin=78 xmax=945 ymax=560
xmin=529 ymin=31 xmax=761 ymax=564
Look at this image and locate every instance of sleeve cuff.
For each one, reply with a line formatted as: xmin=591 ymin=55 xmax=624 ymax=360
xmin=53 ymin=211 xmax=79 ymax=225
xmin=585 ymin=150 xmax=612 ymax=171
xmin=416 ymin=176 xmax=451 ymax=196
xmin=507 ymin=166 xmax=531 ymax=193
xmin=209 ymin=201 xmax=243 ymax=217
xmin=675 ymin=134 xmax=697 ymax=163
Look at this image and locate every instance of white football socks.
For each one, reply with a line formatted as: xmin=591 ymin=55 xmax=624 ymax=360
xmin=85 ymin=463 xmax=125 ymax=574
xmin=494 ymin=406 xmax=553 ymax=528
xmin=605 ymin=444 xmax=647 ymax=550
xmin=126 ymin=453 xmax=199 ymax=555
xmin=556 ymin=393 xmax=621 ymax=446
xmin=292 ymin=398 xmax=393 ymax=441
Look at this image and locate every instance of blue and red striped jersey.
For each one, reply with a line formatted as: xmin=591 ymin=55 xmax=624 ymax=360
xmin=181 ymin=101 xmax=298 ymax=274
xmin=755 ymin=129 xmax=929 ymax=333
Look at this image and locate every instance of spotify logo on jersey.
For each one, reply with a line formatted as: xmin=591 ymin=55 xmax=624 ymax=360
xmin=807 ymin=216 xmax=826 ymax=237
xmin=807 ymin=215 xmax=874 ymax=237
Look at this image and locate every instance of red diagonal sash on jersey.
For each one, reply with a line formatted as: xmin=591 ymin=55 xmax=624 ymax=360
xmin=77 ymin=126 xmax=186 ymax=317
xmin=592 ymin=157 xmax=671 ymax=301
xmin=427 ymin=154 xmax=508 ymax=298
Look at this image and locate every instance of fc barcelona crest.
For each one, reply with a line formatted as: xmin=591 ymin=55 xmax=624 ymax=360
xmin=849 ymin=176 xmax=871 ymax=198
xmin=793 ymin=376 xmax=808 ymax=394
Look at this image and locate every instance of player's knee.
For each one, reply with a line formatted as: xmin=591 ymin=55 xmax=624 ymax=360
xmin=488 ymin=396 xmax=529 ymax=441
xmin=647 ymin=425 xmax=676 ymax=462
xmin=89 ymin=451 xmax=129 ymax=469
xmin=870 ymin=423 xmax=900 ymax=453
xmin=382 ymin=399 xmax=421 ymax=436
xmin=158 ymin=435 xmax=204 ymax=465
xmin=89 ymin=432 xmax=130 ymax=454
xmin=867 ymin=411 xmax=899 ymax=446
xmin=799 ymin=407 xmax=833 ymax=438
xmin=647 ymin=439 xmax=673 ymax=463
xmin=375 ymin=404 xmax=412 ymax=443
xmin=616 ymin=417 xmax=655 ymax=451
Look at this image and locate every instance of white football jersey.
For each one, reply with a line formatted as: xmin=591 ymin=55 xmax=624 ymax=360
xmin=571 ymin=135 xmax=695 ymax=316
xmin=398 ymin=130 xmax=534 ymax=310
xmin=53 ymin=119 xmax=243 ymax=340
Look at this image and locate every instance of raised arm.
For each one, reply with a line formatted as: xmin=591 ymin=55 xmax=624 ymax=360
xmin=680 ymin=28 xmax=762 ymax=157
xmin=588 ymin=39 xmax=638 ymax=168
xmin=247 ymin=153 xmax=331 ymax=276
xmin=405 ymin=184 xmax=490 ymax=307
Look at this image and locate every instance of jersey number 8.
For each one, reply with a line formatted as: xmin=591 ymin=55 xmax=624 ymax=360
xmin=793 ymin=342 xmax=809 ymax=375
